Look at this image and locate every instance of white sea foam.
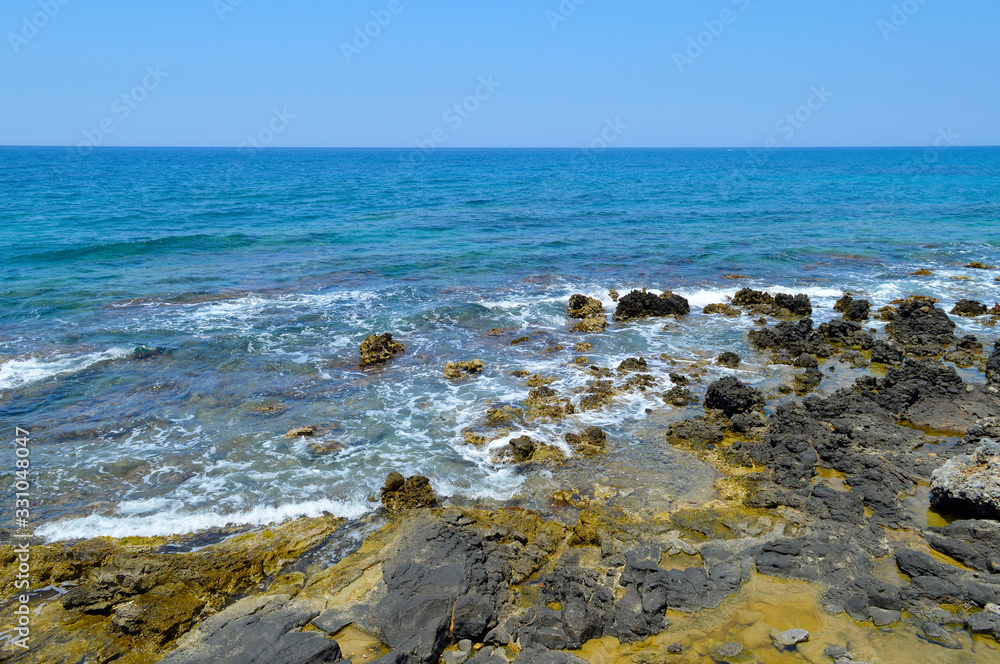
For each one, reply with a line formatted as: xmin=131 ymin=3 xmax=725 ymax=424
xmin=37 ymin=497 xmax=372 ymax=541
xmin=0 ymin=347 xmax=130 ymax=391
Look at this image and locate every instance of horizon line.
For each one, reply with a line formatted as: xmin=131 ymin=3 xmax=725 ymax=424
xmin=2 ymin=145 xmax=999 ymax=150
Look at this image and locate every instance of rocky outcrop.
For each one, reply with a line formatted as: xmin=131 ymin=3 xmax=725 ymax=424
xmin=987 ymin=344 xmax=1000 ymax=385
xmin=567 ymin=294 xmax=604 ymax=319
xmin=951 ymin=299 xmax=988 ymax=317
xmin=716 ymin=352 xmax=741 ymax=368
xmin=565 ymin=427 xmax=606 ymax=456
xmin=748 ymin=319 xmax=830 ymax=357
xmin=704 ymin=377 xmax=764 ymax=417
xmin=359 ymin=333 xmax=405 ymax=368
xmin=612 ymin=290 xmax=690 ymax=321
xmin=704 ymin=303 xmax=741 ymax=317
xmin=381 ymin=473 xmax=437 ymax=512
xmin=931 ymin=440 xmax=1000 ymax=520
xmin=570 ymin=315 xmax=608 ymax=333
xmin=445 ymin=360 xmax=484 ymax=379
xmin=833 ymin=294 xmax=871 ymax=322
xmin=774 ymin=293 xmax=812 ymax=316
xmin=885 ymin=299 xmax=956 ymax=354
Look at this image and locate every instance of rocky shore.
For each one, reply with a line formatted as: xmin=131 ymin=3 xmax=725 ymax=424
xmin=4 ymin=285 xmax=1000 ymax=663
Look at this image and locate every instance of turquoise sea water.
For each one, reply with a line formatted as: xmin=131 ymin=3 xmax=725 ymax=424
xmin=1 ymin=147 xmax=998 ymax=539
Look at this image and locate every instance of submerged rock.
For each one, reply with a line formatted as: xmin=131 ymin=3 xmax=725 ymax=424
xmin=704 ymin=303 xmax=741 ymax=317
xmin=381 ymin=473 xmax=437 ymax=512
xmin=704 ymin=376 xmax=765 ymax=417
xmin=570 ymin=315 xmax=608 ymax=333
xmin=359 ymin=333 xmax=405 ymax=368
xmin=930 ymin=440 xmax=1000 ymax=520
xmin=567 ymin=294 xmax=605 ymax=319
xmin=617 ymin=357 xmax=647 ymax=372
xmin=613 ymin=290 xmax=690 ymax=321
xmin=565 ymin=426 xmax=606 ymax=456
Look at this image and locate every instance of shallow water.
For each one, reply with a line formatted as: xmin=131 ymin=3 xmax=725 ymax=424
xmin=1 ymin=147 xmax=998 ymax=539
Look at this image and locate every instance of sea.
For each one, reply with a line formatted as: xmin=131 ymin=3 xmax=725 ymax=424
xmin=1 ymin=146 xmax=998 ymax=541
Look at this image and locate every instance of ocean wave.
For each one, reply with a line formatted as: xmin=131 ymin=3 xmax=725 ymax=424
xmin=36 ymin=497 xmax=372 ymax=541
xmin=0 ymin=347 xmax=130 ymax=391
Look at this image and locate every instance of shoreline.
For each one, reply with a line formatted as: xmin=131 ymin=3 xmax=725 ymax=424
xmin=3 ymin=285 xmax=1000 ymax=663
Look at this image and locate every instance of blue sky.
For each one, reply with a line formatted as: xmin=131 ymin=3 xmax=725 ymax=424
xmin=2 ymin=0 xmax=998 ymax=148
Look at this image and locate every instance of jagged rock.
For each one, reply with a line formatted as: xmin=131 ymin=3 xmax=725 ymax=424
xmin=716 ymin=352 xmax=741 ymax=368
xmin=793 ymin=368 xmax=823 ymax=393
xmin=613 ymin=290 xmax=690 ymax=321
xmin=445 ymin=360 xmax=484 ymax=379
xmin=951 ymin=299 xmax=988 ymax=317
xmin=748 ymin=319 xmax=830 ymax=357
xmin=732 ymin=288 xmax=774 ymax=307
xmin=833 ymin=295 xmax=871 ymax=322
xmin=930 ymin=440 xmax=1000 ymax=519
xmin=284 ymin=426 xmax=316 ymax=438
xmin=666 ymin=417 xmax=724 ymax=449
xmin=485 ymin=405 xmax=522 ymax=425
xmin=306 ymin=441 xmax=342 ymax=456
xmin=885 ymin=299 xmax=956 ymax=353
xmin=793 ymin=353 xmax=818 ymax=368
xmin=774 ymin=293 xmax=812 ymax=316
xmin=578 ymin=380 xmax=615 ymax=411
xmin=663 ymin=385 xmax=696 ymax=406
xmin=565 ymin=427 xmax=606 ymax=456
xmin=817 ymin=319 xmax=873 ymax=349
xmin=618 ymin=357 xmax=647 ymax=372
xmin=526 ymin=374 xmax=556 ymax=387
xmin=525 ymin=386 xmax=572 ymax=420
xmin=870 ymin=339 xmax=904 ymax=365
xmin=567 ymin=294 xmax=604 ymax=319
xmin=609 ymin=288 xmax=619 ymax=302
xmin=570 ymin=315 xmax=608 ymax=333
xmin=359 ymin=333 xmax=405 ymax=368
xmin=381 ymin=473 xmax=437 ymax=512
xmin=704 ymin=303 xmax=741 ymax=316
xmin=704 ymin=377 xmax=764 ymax=417
xmin=927 ymin=520 xmax=1000 ymax=573
xmin=988 ymin=345 xmax=1000 ymax=385
xmin=965 ymin=262 xmax=996 ymax=269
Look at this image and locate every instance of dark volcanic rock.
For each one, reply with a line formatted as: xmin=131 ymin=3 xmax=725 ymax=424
xmin=704 ymin=376 xmax=764 ymax=417
xmin=817 ymin=319 xmax=873 ymax=349
xmin=565 ymin=426 xmax=606 ymax=457
xmin=774 ymin=293 xmax=812 ymax=316
xmin=716 ymin=351 xmax=742 ymax=368
xmin=950 ymin=299 xmax=988 ymax=317
xmin=927 ymin=520 xmax=1000 ymax=573
xmin=871 ymin=339 xmax=905 ymax=365
xmin=617 ymin=357 xmax=647 ymax=372
xmin=359 ymin=333 xmax=405 ymax=368
xmin=885 ymin=299 xmax=956 ymax=353
xmin=834 ymin=295 xmax=871 ymax=322
xmin=613 ymin=290 xmax=690 ymax=321
xmin=748 ymin=318 xmax=830 ymax=357
xmin=988 ymin=345 xmax=1000 ymax=385
xmin=381 ymin=473 xmax=437 ymax=512
xmin=567 ymin=294 xmax=604 ymax=319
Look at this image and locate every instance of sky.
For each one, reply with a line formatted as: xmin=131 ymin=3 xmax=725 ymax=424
xmin=2 ymin=0 xmax=998 ymax=149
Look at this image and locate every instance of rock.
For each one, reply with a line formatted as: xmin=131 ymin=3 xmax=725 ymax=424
xmin=869 ymin=607 xmax=901 ymax=626
xmin=565 ymin=427 xmax=606 ymax=456
xmin=485 ymin=405 xmax=522 ymax=425
xmin=458 ymin=639 xmax=473 ymax=653
xmin=704 ymin=377 xmax=764 ymax=417
xmin=284 ymin=426 xmax=316 ymax=438
xmin=930 ymin=439 xmax=1000 ymax=519
xmin=359 ymin=333 xmax=405 ymax=368
xmin=508 ymin=436 xmax=535 ymax=462
xmin=525 ymin=386 xmax=572 ymax=420
xmin=886 ymin=299 xmax=956 ymax=352
xmin=770 ymin=628 xmax=809 ymax=648
xmin=667 ymin=642 xmax=683 ymax=653
xmin=870 ymin=340 xmax=904 ymax=365
xmin=965 ymin=262 xmax=995 ymax=269
xmin=793 ymin=353 xmax=818 ymax=368
xmin=306 ymin=441 xmax=342 ymax=456
xmin=732 ymin=288 xmax=774 ymax=307
xmin=451 ymin=593 xmax=495 ymax=641
xmin=526 ymin=374 xmax=556 ymax=387
xmin=570 ymin=315 xmax=608 ymax=333
xmin=912 ymin=268 xmax=935 ymax=275
xmin=665 ymin=417 xmax=724 ymax=449
xmin=664 ymin=385 xmax=696 ymax=406
xmin=445 ymin=360 xmax=484 ymax=379
xmin=951 ymin=299 xmax=988 ymax=317
xmin=704 ymin=303 xmax=741 ymax=316
xmin=618 ymin=357 xmax=647 ymax=372
xmin=381 ymin=474 xmax=437 ymax=512
xmin=609 ymin=288 xmax=619 ymax=302
xmin=709 ymin=641 xmax=754 ymax=663
xmin=444 ymin=651 xmax=469 ymax=664
xmin=965 ymin=610 xmax=1000 ymax=639
xmin=567 ymin=294 xmax=604 ymax=319
xmin=716 ymin=352 xmax=742 ymax=368
xmin=748 ymin=319 xmax=830 ymax=357
xmin=987 ymin=345 xmax=1000 ymax=385
xmin=920 ymin=621 xmax=962 ymax=649
xmin=613 ymin=290 xmax=690 ymax=321
xmin=774 ymin=293 xmax=812 ymax=316
xmin=110 ymin=583 xmax=206 ymax=646
xmin=927 ymin=519 xmax=1000 ymax=573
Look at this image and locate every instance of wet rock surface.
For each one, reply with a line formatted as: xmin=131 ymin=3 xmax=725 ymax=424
xmin=931 ymin=440 xmax=1000 ymax=519
xmin=612 ymin=290 xmax=690 ymax=321
xmin=359 ymin=333 xmax=405 ymax=368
